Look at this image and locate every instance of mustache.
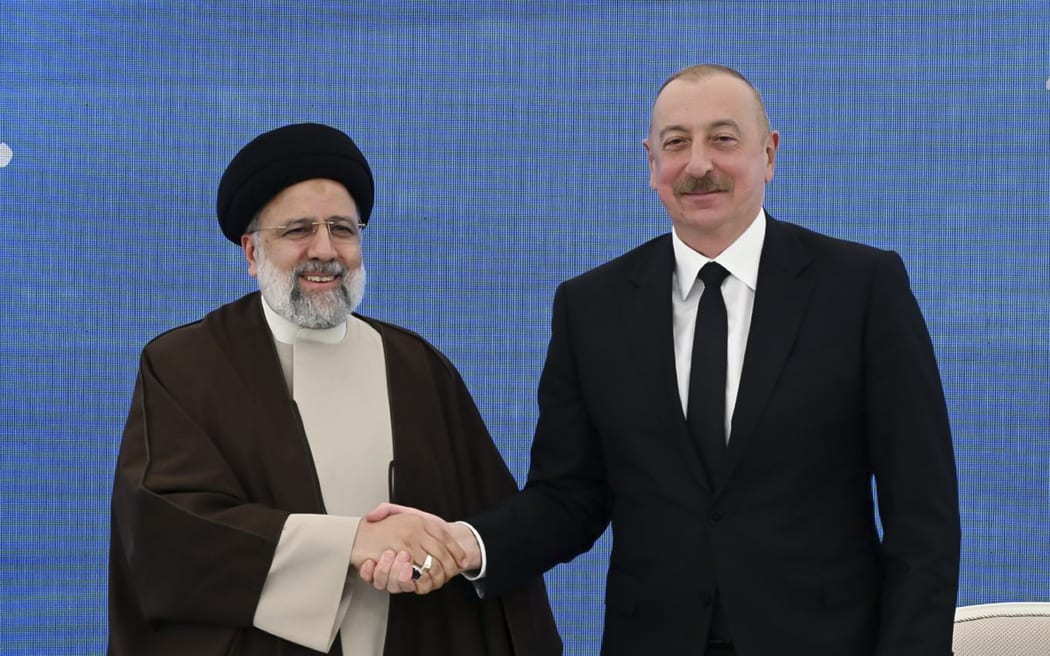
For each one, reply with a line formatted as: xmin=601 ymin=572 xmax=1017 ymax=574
xmin=293 ymin=259 xmax=348 ymax=277
xmin=673 ymin=174 xmax=730 ymax=195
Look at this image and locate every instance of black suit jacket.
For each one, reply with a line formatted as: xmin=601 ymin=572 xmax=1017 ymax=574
xmin=470 ymin=216 xmax=960 ymax=655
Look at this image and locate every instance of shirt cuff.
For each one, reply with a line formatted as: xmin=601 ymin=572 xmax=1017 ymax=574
xmin=252 ymin=513 xmax=360 ymax=652
xmin=455 ymin=520 xmax=487 ymax=584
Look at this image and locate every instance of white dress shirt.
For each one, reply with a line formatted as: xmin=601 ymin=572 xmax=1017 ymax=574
xmin=671 ymin=210 xmax=766 ymax=441
xmin=469 ymin=211 xmax=769 ymax=582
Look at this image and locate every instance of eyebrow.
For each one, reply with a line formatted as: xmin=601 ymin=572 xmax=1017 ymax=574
xmin=708 ymin=119 xmax=742 ymax=132
xmin=283 ymin=215 xmax=359 ymax=224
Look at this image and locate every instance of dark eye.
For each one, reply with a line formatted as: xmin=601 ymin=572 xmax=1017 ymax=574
xmin=281 ymin=224 xmax=314 ymax=239
xmin=329 ymin=223 xmax=359 ymax=239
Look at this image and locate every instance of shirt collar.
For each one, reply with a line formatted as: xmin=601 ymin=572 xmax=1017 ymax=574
xmin=261 ymin=295 xmax=347 ymax=344
xmin=672 ymin=208 xmax=767 ymax=299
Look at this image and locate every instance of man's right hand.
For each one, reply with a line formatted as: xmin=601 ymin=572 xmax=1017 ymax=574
xmin=350 ymin=510 xmax=466 ymax=595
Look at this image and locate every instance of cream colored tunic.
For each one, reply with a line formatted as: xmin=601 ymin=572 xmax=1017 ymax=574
xmin=252 ymin=301 xmax=393 ymax=654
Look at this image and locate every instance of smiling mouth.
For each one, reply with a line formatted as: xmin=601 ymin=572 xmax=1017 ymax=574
xmin=301 ymin=274 xmax=339 ymax=283
xmin=678 ymin=189 xmax=726 ymax=201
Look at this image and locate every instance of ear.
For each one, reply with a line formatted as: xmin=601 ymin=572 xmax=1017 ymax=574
xmin=764 ymin=130 xmax=780 ymax=183
xmin=643 ymin=138 xmax=657 ymax=189
xmin=241 ymin=233 xmax=259 ymax=278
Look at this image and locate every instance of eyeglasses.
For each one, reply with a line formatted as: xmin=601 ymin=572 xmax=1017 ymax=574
xmin=249 ymin=218 xmax=365 ymax=242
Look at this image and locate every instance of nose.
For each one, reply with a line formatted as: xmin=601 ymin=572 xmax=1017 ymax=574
xmin=684 ymin=143 xmax=713 ymax=178
xmin=306 ymin=223 xmax=338 ymax=259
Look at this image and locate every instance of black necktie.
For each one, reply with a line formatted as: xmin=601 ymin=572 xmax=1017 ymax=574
xmin=687 ymin=262 xmax=731 ymax=489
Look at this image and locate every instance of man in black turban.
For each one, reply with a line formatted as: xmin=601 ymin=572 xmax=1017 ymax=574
xmin=108 ymin=123 xmax=561 ymax=656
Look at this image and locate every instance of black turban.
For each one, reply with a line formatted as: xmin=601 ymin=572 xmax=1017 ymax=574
xmin=216 ymin=123 xmax=374 ymax=244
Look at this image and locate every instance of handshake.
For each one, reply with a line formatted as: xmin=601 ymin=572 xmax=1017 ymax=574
xmin=348 ymin=503 xmax=482 ymax=595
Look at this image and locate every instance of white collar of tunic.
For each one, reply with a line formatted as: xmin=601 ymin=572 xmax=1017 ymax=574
xmin=261 ymin=295 xmax=348 ymax=345
xmin=672 ymin=208 xmax=766 ymax=300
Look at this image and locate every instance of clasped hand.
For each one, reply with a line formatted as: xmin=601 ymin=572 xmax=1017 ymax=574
xmin=350 ymin=503 xmax=480 ymax=595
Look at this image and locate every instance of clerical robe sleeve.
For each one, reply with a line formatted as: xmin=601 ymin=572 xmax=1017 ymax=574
xmin=253 ymin=513 xmax=359 ymax=651
xmin=111 ymin=351 xmax=292 ymax=627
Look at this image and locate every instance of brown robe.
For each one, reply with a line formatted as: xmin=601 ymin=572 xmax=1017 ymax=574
xmin=109 ymin=292 xmax=561 ymax=655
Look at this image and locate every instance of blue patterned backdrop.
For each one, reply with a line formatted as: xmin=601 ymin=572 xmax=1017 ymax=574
xmin=1 ymin=2 xmax=1048 ymax=653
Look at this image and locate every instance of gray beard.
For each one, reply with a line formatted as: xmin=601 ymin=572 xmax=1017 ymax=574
xmin=254 ymin=240 xmax=366 ymax=329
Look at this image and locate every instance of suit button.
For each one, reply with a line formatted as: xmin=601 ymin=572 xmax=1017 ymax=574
xmin=710 ymin=511 xmax=723 ymax=525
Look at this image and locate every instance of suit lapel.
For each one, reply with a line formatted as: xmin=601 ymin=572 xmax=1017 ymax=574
xmin=620 ymin=236 xmax=712 ymax=492
xmin=722 ymin=217 xmax=814 ymax=487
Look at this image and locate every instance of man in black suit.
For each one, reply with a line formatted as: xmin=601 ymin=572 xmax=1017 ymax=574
xmin=363 ymin=64 xmax=961 ymax=655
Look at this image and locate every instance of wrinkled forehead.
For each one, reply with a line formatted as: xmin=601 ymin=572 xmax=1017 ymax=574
xmin=258 ymin=178 xmax=359 ymax=218
xmin=650 ymin=74 xmax=768 ymax=136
